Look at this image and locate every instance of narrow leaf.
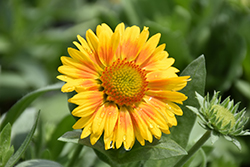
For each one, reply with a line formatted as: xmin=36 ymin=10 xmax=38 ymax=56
xmin=2 ymin=146 xmax=14 ymax=166
xmin=1 ymin=83 xmax=62 ymax=130
xmin=5 ymin=111 xmax=40 ymax=167
xmin=232 ymin=138 xmax=242 ymax=150
xmin=0 ymin=123 xmax=12 ymax=158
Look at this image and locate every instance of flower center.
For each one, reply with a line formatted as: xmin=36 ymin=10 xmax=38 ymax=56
xmin=100 ymin=58 xmax=148 ymax=106
xmin=212 ymin=104 xmax=236 ymax=129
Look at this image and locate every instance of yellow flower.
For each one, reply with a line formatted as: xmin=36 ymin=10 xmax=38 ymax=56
xmin=57 ymin=23 xmax=190 ymax=150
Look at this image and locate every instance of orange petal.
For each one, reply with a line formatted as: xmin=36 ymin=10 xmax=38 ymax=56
xmin=143 ymin=95 xmax=181 ymax=128
xmin=131 ymin=108 xmax=152 ymax=143
xmin=58 ymin=65 xmax=97 ymax=79
xmin=138 ymin=103 xmax=168 ymax=131
xmin=98 ymin=30 xmax=120 ymax=66
xmin=75 ymin=79 xmax=99 ymax=92
xmin=136 ymin=33 xmax=161 ymax=65
xmin=140 ymin=44 xmax=167 ymax=68
xmin=115 ymin=107 xmax=135 ymax=149
xmin=61 ymin=56 xmax=98 ymax=75
xmin=118 ymin=25 xmax=142 ymax=60
xmin=67 ymin=47 xmax=101 ymax=73
xmin=75 ymin=35 xmax=103 ymax=68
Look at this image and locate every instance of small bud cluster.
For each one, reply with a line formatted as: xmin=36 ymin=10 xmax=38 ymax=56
xmin=188 ymin=91 xmax=250 ymax=149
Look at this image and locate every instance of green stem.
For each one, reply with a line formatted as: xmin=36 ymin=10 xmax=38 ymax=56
xmin=174 ymin=130 xmax=211 ymax=167
xmin=67 ymin=145 xmax=84 ymax=167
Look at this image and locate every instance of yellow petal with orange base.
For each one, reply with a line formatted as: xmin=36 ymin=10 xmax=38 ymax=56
xmin=104 ymin=103 xmax=119 ymax=138
xmin=143 ymin=57 xmax=175 ymax=72
xmin=115 ymin=107 xmax=135 ymax=149
xmin=136 ymin=33 xmax=161 ymax=65
xmin=68 ymin=91 xmax=103 ymax=105
xmin=148 ymin=76 xmax=190 ymax=91
xmin=131 ymin=108 xmax=153 ymax=143
xmin=98 ymin=30 xmax=120 ymax=66
xmin=71 ymin=99 xmax=102 ymax=117
xmin=92 ymin=105 xmax=108 ymax=136
xmin=146 ymin=90 xmax=188 ymax=104
xmin=140 ymin=44 xmax=167 ymax=68
xmin=146 ymin=67 xmax=179 ymax=81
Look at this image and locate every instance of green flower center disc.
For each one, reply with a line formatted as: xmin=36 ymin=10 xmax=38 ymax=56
xmin=212 ymin=104 xmax=236 ymax=129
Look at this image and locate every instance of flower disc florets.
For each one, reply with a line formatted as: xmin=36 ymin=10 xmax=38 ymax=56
xmin=187 ymin=91 xmax=250 ymax=149
xmin=100 ymin=58 xmax=148 ymax=106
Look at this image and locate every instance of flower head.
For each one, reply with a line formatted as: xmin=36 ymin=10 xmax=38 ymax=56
xmin=188 ymin=91 xmax=250 ymax=149
xmin=57 ymin=23 xmax=190 ymax=150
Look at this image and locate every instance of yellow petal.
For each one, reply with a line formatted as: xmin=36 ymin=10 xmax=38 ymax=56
xmin=140 ymin=44 xmax=167 ymax=68
xmin=92 ymin=105 xmax=107 ymax=136
xmin=96 ymin=23 xmax=113 ymax=38
xmin=90 ymin=132 xmax=102 ymax=145
xmin=71 ymin=99 xmax=102 ymax=117
xmin=104 ymin=104 xmax=119 ymax=137
xmin=86 ymin=29 xmax=99 ymax=53
xmin=148 ymin=76 xmax=190 ymax=91
xmin=146 ymin=67 xmax=179 ymax=81
xmin=136 ymin=33 xmax=161 ymax=65
xmin=68 ymin=90 xmax=103 ymax=105
xmin=61 ymin=56 xmax=98 ymax=75
xmin=146 ymin=90 xmax=188 ymax=104
xmin=143 ymin=57 xmax=175 ymax=72
xmin=80 ymin=123 xmax=92 ymax=139
xmin=73 ymin=115 xmax=94 ymax=129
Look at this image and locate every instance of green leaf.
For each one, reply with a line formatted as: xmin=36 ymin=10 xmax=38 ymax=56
xmin=0 ymin=123 xmax=14 ymax=167
xmin=144 ymin=55 xmax=206 ymax=167
xmin=15 ymin=159 xmax=63 ymax=167
xmin=2 ymin=146 xmax=14 ymax=167
xmin=47 ymin=115 xmax=75 ymax=160
xmin=0 ymin=83 xmax=63 ymax=131
xmin=223 ymin=136 xmax=242 ymax=151
xmin=5 ymin=111 xmax=40 ymax=167
xmin=0 ymin=123 xmax=12 ymax=158
xmin=186 ymin=106 xmax=200 ymax=116
xmin=170 ymin=55 xmax=206 ymax=148
xmin=58 ymin=131 xmax=187 ymax=165
xmin=210 ymin=131 xmax=220 ymax=144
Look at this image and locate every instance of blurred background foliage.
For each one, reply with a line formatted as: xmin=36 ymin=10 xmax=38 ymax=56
xmin=0 ymin=0 xmax=250 ymax=166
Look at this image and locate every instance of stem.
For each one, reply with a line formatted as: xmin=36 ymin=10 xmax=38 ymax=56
xmin=67 ymin=145 xmax=84 ymax=167
xmin=174 ymin=130 xmax=211 ymax=167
